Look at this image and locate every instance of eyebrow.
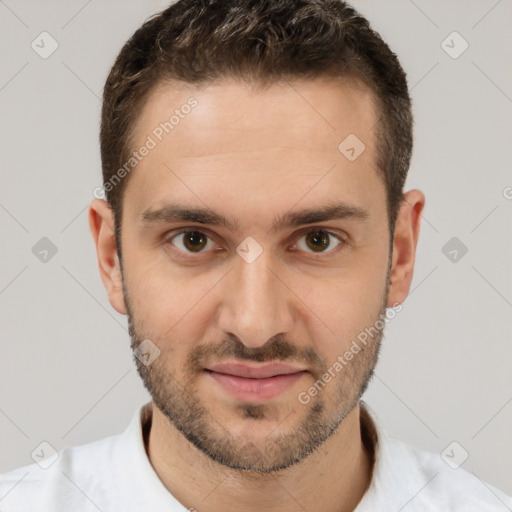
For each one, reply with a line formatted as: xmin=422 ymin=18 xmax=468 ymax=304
xmin=140 ymin=202 xmax=369 ymax=234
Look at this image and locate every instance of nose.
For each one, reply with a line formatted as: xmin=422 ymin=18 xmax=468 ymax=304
xmin=216 ymin=246 xmax=295 ymax=348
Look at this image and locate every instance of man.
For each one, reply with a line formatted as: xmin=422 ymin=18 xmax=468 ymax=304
xmin=0 ymin=0 xmax=510 ymax=510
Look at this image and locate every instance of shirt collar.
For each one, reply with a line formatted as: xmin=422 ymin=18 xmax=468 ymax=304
xmin=356 ymin=400 xmax=436 ymax=511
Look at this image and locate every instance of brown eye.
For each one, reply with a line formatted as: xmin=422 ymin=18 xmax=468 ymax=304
xmin=171 ymin=230 xmax=213 ymax=253
xmin=296 ymin=230 xmax=342 ymax=253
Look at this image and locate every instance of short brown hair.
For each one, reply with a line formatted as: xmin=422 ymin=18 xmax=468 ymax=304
xmin=100 ymin=0 xmax=412 ymax=249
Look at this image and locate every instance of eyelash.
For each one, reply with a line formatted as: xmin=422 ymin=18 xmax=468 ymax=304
xmin=164 ymin=227 xmax=347 ymax=258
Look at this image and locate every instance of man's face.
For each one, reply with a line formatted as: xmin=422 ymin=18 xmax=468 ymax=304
xmin=118 ymin=76 xmax=391 ymax=471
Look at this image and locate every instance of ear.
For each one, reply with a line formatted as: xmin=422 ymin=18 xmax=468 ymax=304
xmin=88 ymin=198 xmax=127 ymax=315
xmin=387 ymin=189 xmax=425 ymax=307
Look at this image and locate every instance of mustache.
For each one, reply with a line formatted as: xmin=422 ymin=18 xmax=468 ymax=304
xmin=188 ymin=333 xmax=326 ymax=373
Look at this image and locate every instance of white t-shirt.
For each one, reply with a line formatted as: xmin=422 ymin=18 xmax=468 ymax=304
xmin=1 ymin=401 xmax=510 ymax=511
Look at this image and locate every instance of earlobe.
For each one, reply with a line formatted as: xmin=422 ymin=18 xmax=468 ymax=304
xmin=88 ymin=199 xmax=127 ymax=315
xmin=386 ymin=189 xmax=425 ymax=308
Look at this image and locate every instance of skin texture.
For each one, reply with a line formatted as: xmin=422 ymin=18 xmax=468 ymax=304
xmin=89 ymin=76 xmax=425 ymax=512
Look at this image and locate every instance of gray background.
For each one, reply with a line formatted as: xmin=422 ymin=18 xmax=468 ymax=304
xmin=1 ymin=0 xmax=511 ymax=498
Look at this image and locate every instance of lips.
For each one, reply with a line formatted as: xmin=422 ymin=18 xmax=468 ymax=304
xmin=204 ymin=362 xmax=308 ymax=401
xmin=206 ymin=362 xmax=305 ymax=379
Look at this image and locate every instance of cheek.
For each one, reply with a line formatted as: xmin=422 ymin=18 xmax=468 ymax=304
xmin=125 ymin=255 xmax=218 ymax=342
xmin=296 ymin=257 xmax=388 ymax=354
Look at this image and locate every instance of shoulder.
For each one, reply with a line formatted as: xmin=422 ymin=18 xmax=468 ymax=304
xmin=376 ymin=434 xmax=512 ymax=511
xmin=0 ymin=431 xmax=122 ymax=511
xmin=358 ymin=402 xmax=512 ymax=511
xmin=403 ymin=439 xmax=512 ymax=510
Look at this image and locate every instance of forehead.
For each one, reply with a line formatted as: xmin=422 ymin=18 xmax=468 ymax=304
xmin=123 ymin=76 xmax=384 ymax=224
xmin=134 ymin=75 xmax=377 ymax=155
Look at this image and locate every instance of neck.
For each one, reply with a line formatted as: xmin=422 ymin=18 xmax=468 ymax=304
xmin=144 ymin=402 xmax=376 ymax=512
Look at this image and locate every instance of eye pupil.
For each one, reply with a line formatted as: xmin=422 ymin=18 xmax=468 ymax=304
xmin=184 ymin=231 xmax=207 ymax=252
xmin=306 ymin=231 xmax=330 ymax=252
